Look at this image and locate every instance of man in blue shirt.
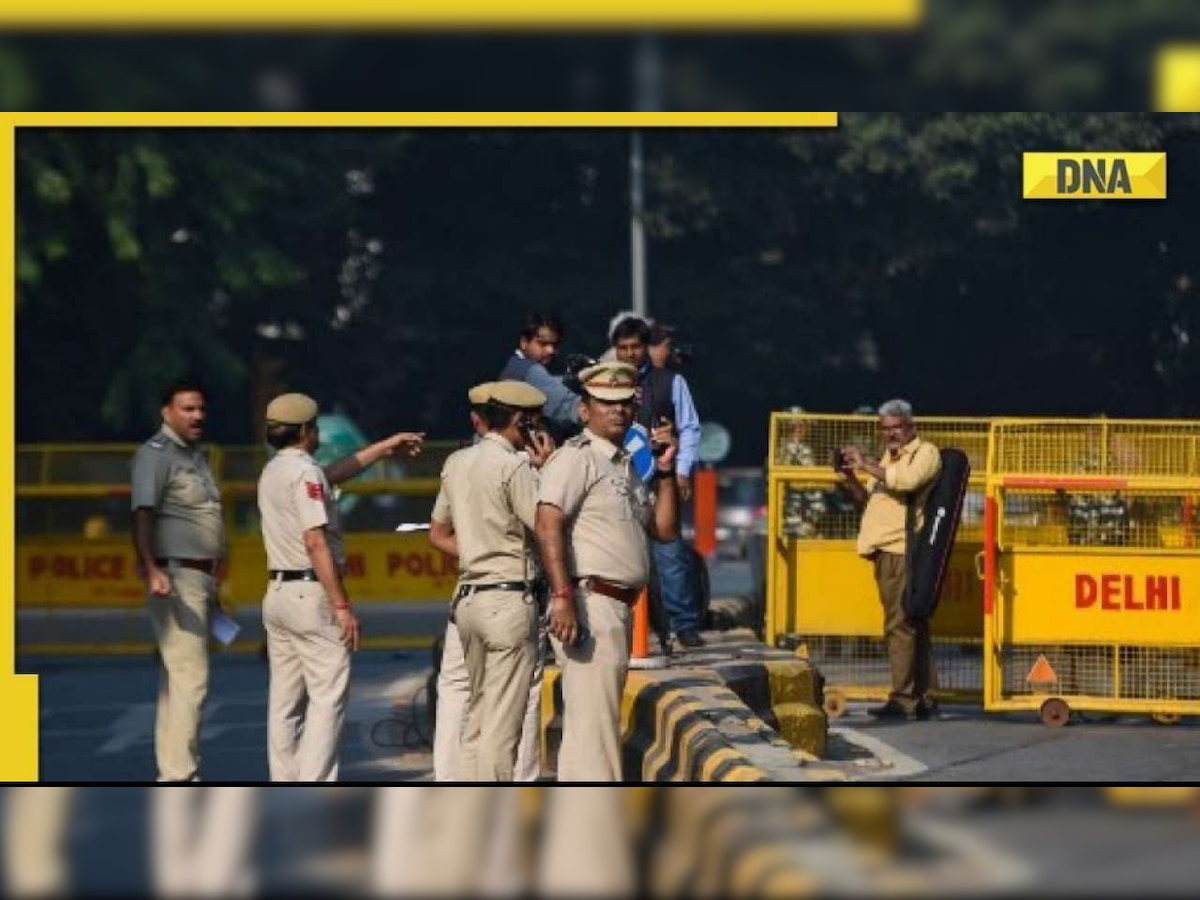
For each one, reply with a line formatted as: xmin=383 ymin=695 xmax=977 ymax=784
xmin=498 ymin=312 xmax=582 ymax=442
xmin=611 ymin=316 xmax=705 ymax=648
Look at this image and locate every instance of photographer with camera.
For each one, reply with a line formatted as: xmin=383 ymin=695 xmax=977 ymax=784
xmin=498 ymin=312 xmax=585 ymax=442
xmin=837 ymin=399 xmax=941 ymax=721
xmin=648 ymin=321 xmax=693 ymax=371
xmin=612 ymin=316 xmax=705 ymax=649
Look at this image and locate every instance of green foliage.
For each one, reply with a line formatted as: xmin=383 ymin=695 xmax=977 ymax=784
xmin=14 ymin=116 xmax=1200 ymax=462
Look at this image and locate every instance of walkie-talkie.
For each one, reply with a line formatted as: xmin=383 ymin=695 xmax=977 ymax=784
xmin=650 ymin=416 xmax=673 ymax=457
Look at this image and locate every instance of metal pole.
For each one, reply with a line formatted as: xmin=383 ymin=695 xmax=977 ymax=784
xmin=630 ymin=34 xmax=658 ymax=320
xmin=630 ymin=128 xmax=647 ymax=318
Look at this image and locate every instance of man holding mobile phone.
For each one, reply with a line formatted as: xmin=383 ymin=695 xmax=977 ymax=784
xmin=430 ymin=381 xmax=555 ymax=780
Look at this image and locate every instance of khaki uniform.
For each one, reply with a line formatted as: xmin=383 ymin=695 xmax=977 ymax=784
xmin=538 ymin=428 xmax=655 ymax=781
xmin=433 ymin=617 xmax=544 ymax=782
xmin=856 ymin=436 xmax=942 ymax=709
xmin=130 ymin=424 xmax=225 ymax=783
xmin=431 ymin=433 xmax=540 ymax=781
xmin=257 ymin=447 xmax=350 ymax=782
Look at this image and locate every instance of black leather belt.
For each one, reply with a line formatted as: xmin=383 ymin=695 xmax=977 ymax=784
xmin=157 ymin=558 xmax=218 ymax=575
xmin=268 ymin=569 xmax=317 ymax=582
xmin=454 ymin=580 xmax=534 ymax=602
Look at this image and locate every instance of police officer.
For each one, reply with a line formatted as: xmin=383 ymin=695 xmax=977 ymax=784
xmin=534 ymin=362 xmax=679 ymax=781
xmin=432 ymin=381 xmax=549 ymax=781
xmin=429 ymin=381 xmax=492 ymax=780
xmin=131 ymin=378 xmax=224 ymax=783
xmin=430 ymin=381 xmax=554 ymax=781
xmin=257 ymin=392 xmax=423 ymax=781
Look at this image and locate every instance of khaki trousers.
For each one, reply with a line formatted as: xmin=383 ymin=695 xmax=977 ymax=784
xmin=150 ymin=786 xmax=259 ymax=897
xmin=873 ymin=551 xmax=938 ymax=710
xmin=371 ymin=787 xmax=518 ymax=895
xmin=433 ymin=618 xmax=544 ymax=782
xmin=3 ymin=787 xmax=75 ymax=895
xmin=455 ymin=589 xmax=539 ymax=781
xmin=262 ymin=579 xmax=351 ymax=782
xmin=549 ymin=589 xmax=632 ymax=782
xmin=147 ymin=565 xmax=215 ymax=782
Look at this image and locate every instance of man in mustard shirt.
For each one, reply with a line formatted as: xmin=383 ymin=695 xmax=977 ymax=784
xmin=839 ymin=399 xmax=941 ymax=720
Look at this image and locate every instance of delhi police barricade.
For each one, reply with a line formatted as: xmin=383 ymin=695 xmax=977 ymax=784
xmin=765 ymin=413 xmax=991 ymax=717
xmin=981 ymin=418 xmax=1200 ymax=726
xmin=15 ymin=442 xmax=458 ymax=656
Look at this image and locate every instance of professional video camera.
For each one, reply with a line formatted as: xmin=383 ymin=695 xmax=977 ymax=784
xmin=562 ymin=353 xmax=596 ymax=395
xmin=671 ymin=342 xmax=695 ymax=366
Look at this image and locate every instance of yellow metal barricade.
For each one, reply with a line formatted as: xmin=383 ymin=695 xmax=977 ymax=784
xmin=765 ymin=414 xmax=991 ymax=715
xmin=15 ymin=441 xmax=458 ymax=655
xmin=982 ymin=418 xmax=1200 ymax=725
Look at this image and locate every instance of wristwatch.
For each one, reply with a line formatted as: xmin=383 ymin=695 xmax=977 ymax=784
xmin=653 ymin=468 xmax=677 ymax=480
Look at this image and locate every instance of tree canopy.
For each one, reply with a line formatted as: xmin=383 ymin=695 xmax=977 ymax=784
xmin=16 ymin=115 xmax=1200 ymax=463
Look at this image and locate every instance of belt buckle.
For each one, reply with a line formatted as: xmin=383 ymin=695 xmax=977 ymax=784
xmin=578 ymin=577 xmax=594 ymax=593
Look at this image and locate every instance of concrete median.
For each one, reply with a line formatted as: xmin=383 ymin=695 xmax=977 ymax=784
xmin=539 ymin=629 xmax=829 ymax=781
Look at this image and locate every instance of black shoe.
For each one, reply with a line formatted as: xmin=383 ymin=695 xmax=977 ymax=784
xmin=914 ymin=699 xmax=940 ymax=721
xmin=867 ymin=701 xmax=911 ymax=720
xmin=676 ymin=630 xmax=706 ymax=649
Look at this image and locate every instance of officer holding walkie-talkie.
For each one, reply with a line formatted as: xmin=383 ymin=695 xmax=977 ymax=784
xmin=534 ymin=361 xmax=680 ymax=781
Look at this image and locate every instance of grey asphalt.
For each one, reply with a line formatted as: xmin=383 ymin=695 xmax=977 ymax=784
xmin=27 ymin=650 xmax=436 ymax=783
xmin=828 ymin=702 xmax=1200 ymax=782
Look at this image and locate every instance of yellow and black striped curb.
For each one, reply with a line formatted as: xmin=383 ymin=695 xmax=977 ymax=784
xmin=708 ymin=658 xmax=827 ymax=758
xmin=539 ymin=656 xmax=829 ymax=781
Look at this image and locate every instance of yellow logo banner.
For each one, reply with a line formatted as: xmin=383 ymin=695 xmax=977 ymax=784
xmin=1023 ymin=152 xmax=1167 ymax=200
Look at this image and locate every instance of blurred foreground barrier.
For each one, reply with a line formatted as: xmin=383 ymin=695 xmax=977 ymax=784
xmin=765 ymin=413 xmax=990 ymax=716
xmin=982 ymin=418 xmax=1200 ymax=726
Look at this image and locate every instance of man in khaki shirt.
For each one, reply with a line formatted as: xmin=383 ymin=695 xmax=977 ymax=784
xmin=429 ymin=380 xmax=554 ymax=781
xmin=131 ymin=379 xmax=225 ymax=782
xmin=257 ymin=392 xmax=423 ymax=781
xmin=429 ymin=382 xmax=547 ymax=782
xmin=535 ymin=361 xmax=680 ymax=781
xmin=839 ymin=398 xmax=941 ymax=720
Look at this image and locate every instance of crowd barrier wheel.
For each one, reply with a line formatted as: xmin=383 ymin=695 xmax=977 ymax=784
xmin=823 ymin=689 xmax=848 ymax=719
xmin=1039 ymin=697 xmax=1071 ymax=728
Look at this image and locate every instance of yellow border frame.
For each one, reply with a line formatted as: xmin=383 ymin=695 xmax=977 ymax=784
xmin=2 ymin=120 xmax=39 ymax=780
xmin=0 ymin=1 xmax=921 ymax=28
xmin=2 ymin=110 xmax=840 ymax=781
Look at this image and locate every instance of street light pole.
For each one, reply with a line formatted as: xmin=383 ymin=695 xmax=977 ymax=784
xmin=630 ymin=34 xmax=659 ymax=320
xmin=630 ymin=129 xmax=647 ymax=319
